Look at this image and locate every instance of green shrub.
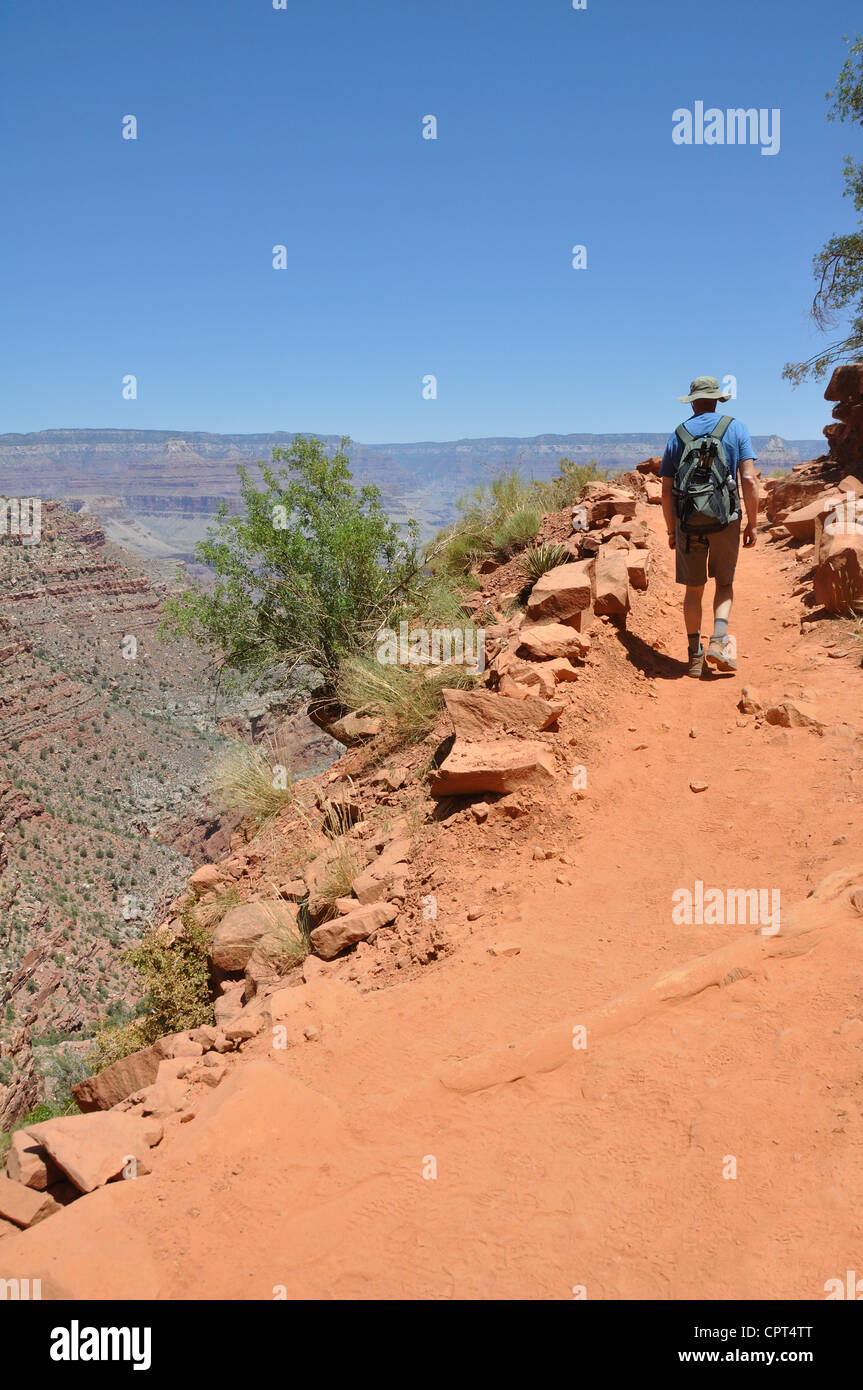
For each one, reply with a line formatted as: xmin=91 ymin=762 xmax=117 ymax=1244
xmin=492 ymin=507 xmax=542 ymax=558
xmin=542 ymin=456 xmax=608 ymax=510
xmin=86 ymin=911 xmax=213 ymax=1070
xmin=160 ymin=435 xmax=425 ymax=687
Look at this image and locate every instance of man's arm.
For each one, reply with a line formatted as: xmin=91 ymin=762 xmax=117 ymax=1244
xmin=738 ymin=459 xmax=758 ymax=547
xmin=661 ymin=476 xmax=676 ymax=548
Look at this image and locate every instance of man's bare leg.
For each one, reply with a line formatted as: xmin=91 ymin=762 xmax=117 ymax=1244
xmin=705 ymin=581 xmax=737 ymax=671
xmin=683 ymin=583 xmax=705 ymax=675
xmin=684 ymin=583 xmax=704 ymax=644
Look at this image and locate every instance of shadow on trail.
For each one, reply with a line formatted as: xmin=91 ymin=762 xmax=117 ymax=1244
xmin=617 ymin=627 xmax=688 ymax=680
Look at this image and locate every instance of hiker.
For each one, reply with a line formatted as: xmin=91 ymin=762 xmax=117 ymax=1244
xmin=660 ymin=375 xmax=759 ymax=678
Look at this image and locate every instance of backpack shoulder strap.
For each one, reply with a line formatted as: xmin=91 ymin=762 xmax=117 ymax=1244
xmin=710 ymin=415 xmax=734 ymax=441
xmin=675 ymin=423 xmax=694 ymax=446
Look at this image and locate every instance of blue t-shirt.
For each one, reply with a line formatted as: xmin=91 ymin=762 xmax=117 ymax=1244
xmin=659 ymin=413 xmax=756 ymax=486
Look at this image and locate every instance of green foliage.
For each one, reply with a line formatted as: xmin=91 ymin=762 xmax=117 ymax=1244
xmin=522 ymin=542 xmax=571 ymax=581
xmin=431 ymin=459 xmax=606 ymax=577
xmin=785 ymin=34 xmax=863 ymax=383
xmin=40 ymin=1049 xmax=88 ymax=1115
xmin=492 ymin=507 xmax=542 ymax=557
xmin=159 ymin=435 xmax=424 ymax=686
xmin=542 ymin=456 xmax=608 ymax=510
xmin=1 ymin=1100 xmax=79 ymax=1170
xmin=86 ymin=910 xmax=213 ymax=1070
xmin=432 ymin=469 xmax=536 ymax=576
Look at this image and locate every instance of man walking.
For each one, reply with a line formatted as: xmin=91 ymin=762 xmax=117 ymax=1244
xmin=660 ymin=375 xmax=759 ymax=678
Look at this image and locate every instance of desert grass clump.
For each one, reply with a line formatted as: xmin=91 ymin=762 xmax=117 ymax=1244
xmin=192 ymin=881 xmax=243 ymax=930
xmin=522 ymin=542 xmax=571 ymax=582
xmin=432 ymin=470 xmax=538 ymax=576
xmin=247 ymin=895 xmax=309 ymax=973
xmin=314 ymin=840 xmax=365 ymax=920
xmin=210 ymin=734 xmax=293 ymax=826
xmin=336 ymin=654 xmax=476 ymax=748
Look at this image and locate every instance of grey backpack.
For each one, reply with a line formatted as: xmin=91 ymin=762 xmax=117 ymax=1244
xmin=672 ymin=415 xmax=738 ymax=536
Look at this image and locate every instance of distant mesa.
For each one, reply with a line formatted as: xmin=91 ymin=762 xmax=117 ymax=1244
xmin=0 ymin=427 xmax=825 ymax=564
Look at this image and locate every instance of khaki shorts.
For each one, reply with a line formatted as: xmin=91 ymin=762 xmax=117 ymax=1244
xmin=675 ymin=517 xmax=741 ymax=587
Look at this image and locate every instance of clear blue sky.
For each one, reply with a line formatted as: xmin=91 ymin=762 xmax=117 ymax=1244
xmin=1 ymin=0 xmax=859 ymax=442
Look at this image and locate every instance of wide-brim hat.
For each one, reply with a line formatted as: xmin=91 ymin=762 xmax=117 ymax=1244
xmin=678 ymin=374 xmax=731 ymax=403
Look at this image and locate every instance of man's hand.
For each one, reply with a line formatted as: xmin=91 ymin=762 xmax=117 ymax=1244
xmin=743 ymin=523 xmax=757 ymax=548
xmin=667 ymin=530 xmax=676 ymax=549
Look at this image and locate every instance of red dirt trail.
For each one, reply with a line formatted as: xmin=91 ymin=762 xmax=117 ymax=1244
xmin=3 ymin=506 xmax=862 ymax=1300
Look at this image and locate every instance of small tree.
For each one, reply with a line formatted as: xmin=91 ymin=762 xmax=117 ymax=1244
xmin=785 ymin=34 xmax=863 ymax=383
xmin=160 ymin=436 xmax=424 ymax=687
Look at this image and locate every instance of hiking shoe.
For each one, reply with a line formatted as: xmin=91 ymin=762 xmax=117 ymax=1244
xmin=705 ymin=636 xmax=737 ymax=673
xmin=686 ymin=646 xmax=705 ymax=678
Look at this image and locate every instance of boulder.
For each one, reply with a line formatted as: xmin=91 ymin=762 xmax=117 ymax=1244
xmin=636 ymin=456 xmax=662 ymax=475
xmin=138 ymin=1078 xmax=189 ymax=1118
xmin=594 ymin=548 xmax=631 ymax=617
xmin=517 ymin=622 xmax=591 ymax=661
xmin=165 ymin=1037 xmax=204 ymax=1060
xmin=498 ymin=666 xmax=556 ymax=700
xmin=604 ymin=515 xmax=649 ymax=546
xmin=214 ymin=982 xmax=245 ymax=1026
xmin=644 ymin=477 xmax=663 ymax=504
xmin=223 ymin=1007 xmax=267 ymax=1043
xmin=738 ymin=686 xmax=764 ymax=716
xmin=768 ymin=466 xmax=837 ymax=520
xmin=814 ymin=534 xmax=863 ymax=613
xmin=764 ymin=701 xmax=826 ymax=730
xmin=72 ymin=1039 xmax=170 ymax=1113
xmin=544 ymin=657 xmax=580 ymax=682
xmin=584 ymin=491 xmax=638 ymax=524
xmin=328 ymin=712 xmax=383 ymax=744
xmin=526 ymin=560 xmax=593 ymax=623
xmin=309 ymin=901 xmax=399 ymax=960
xmin=442 ymin=687 xmax=563 ymax=739
xmin=838 ymin=473 xmax=863 ymax=496
xmin=351 ymin=836 xmax=412 ymax=906
xmin=24 ymin=1113 xmax=156 ymax=1194
xmin=781 ymin=493 xmax=843 ymax=542
xmin=430 ymin=740 xmax=557 ymax=797
xmin=625 ymin=549 xmax=650 ymax=591
xmin=211 ymin=900 xmax=298 ymax=972
xmin=188 ymin=863 xmax=224 ymax=893
xmin=6 ymin=1132 xmax=62 ymax=1191
xmin=824 ymin=363 xmax=863 ymax=402
xmin=0 ymin=1174 xmax=60 ymax=1228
